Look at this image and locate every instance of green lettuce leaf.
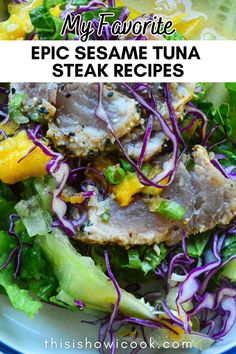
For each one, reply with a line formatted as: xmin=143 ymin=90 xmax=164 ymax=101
xmin=186 ymin=232 xmax=210 ymax=258
xmin=8 ymin=93 xmax=29 ymax=124
xmin=0 ymin=214 xmax=59 ymax=315
xmin=221 ymin=234 xmax=236 ymax=262
xmin=44 ymin=0 xmax=66 ymax=10
xmin=90 ymin=243 xmax=167 ymax=275
xmin=164 ymin=31 xmax=185 ymax=40
xmin=225 ymin=83 xmax=236 ymax=138
xmin=0 ymin=269 xmax=41 ymax=318
xmin=30 ymin=5 xmax=64 ymax=40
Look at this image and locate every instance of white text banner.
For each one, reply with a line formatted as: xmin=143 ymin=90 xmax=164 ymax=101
xmin=0 ymin=40 xmax=235 ymax=82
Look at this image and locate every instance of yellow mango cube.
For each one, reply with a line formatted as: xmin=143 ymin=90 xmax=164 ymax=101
xmin=0 ymin=0 xmax=42 ymax=40
xmin=175 ymin=16 xmax=205 ymax=39
xmin=114 ymin=167 xmax=169 ymax=207
xmin=50 ymin=5 xmax=62 ymax=18
xmin=0 ymin=130 xmax=51 ymax=184
xmin=61 ymin=193 xmax=86 ymax=205
xmin=114 ymin=172 xmax=143 ymax=207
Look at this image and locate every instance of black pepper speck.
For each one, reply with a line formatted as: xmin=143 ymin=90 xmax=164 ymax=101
xmin=38 ymin=106 xmax=48 ymax=114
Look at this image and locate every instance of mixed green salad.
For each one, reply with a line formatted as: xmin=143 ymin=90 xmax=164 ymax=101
xmin=0 ymin=0 xmax=185 ymax=40
xmin=0 ymin=1 xmax=236 ymax=354
xmin=0 ymin=80 xmax=236 ymax=352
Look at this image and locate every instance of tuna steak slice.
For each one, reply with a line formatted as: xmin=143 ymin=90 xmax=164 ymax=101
xmin=47 ymin=83 xmax=141 ymax=157
xmin=78 ymin=146 xmax=236 ymax=246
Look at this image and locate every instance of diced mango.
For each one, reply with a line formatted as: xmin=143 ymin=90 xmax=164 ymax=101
xmin=171 ymin=13 xmax=188 ymax=26
xmin=0 ymin=0 xmax=42 ymax=40
xmin=113 ymin=167 xmax=169 ymax=207
xmin=114 ymin=172 xmax=143 ymax=207
xmin=50 ymin=5 xmax=62 ymax=18
xmin=175 ymin=16 xmax=205 ymax=39
xmin=61 ymin=193 xmax=85 ymax=204
xmin=161 ymin=320 xmax=185 ymax=340
xmin=0 ymin=130 xmax=51 ymax=184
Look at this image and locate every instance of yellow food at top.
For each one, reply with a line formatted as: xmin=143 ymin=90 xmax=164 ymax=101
xmin=114 ymin=171 xmax=168 ymax=207
xmin=0 ymin=0 xmax=210 ymax=40
xmin=0 ymin=0 xmax=42 ymax=40
xmin=114 ymin=172 xmax=143 ymax=207
xmin=50 ymin=5 xmax=62 ymax=18
xmin=0 ymin=130 xmax=51 ymax=184
xmin=61 ymin=193 xmax=86 ymax=204
xmin=175 ymin=16 xmax=205 ymax=39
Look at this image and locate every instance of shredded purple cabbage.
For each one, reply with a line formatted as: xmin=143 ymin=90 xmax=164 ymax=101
xmin=12 ymin=0 xmax=27 ymax=3
xmin=211 ymin=155 xmax=236 ymax=181
xmin=74 ymin=299 xmax=86 ymax=310
xmin=27 ymin=129 xmax=76 ymax=237
xmin=70 ymin=166 xmax=109 ymax=196
xmin=0 ymin=129 xmax=8 ymax=140
xmin=96 ymin=250 xmax=181 ymax=354
xmin=184 ymin=105 xmax=208 ymax=142
xmin=122 ymin=83 xmax=180 ymax=186
xmin=74 ymin=1 xmax=108 ymax=15
xmin=95 ymin=83 xmax=180 ymax=189
xmin=211 ymin=158 xmax=230 ymax=179
xmin=154 ymin=226 xmax=236 ymax=340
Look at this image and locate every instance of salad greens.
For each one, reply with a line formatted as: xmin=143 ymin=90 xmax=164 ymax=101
xmin=0 ymin=269 xmax=41 ymax=318
xmin=29 ymin=0 xmax=126 ymax=40
xmin=1 ymin=80 xmax=236 ymax=352
xmin=30 ymin=5 xmax=64 ymax=40
xmin=0 ymin=219 xmax=58 ymax=317
xmin=0 ymin=1 xmax=236 ymax=353
xmin=225 ymin=83 xmax=236 ymax=137
xmin=8 ymin=93 xmax=29 ymax=124
xmin=186 ymin=232 xmax=210 ymax=258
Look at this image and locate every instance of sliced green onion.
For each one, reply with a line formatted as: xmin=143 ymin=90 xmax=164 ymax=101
xmin=104 ymin=165 xmax=126 ymax=185
xmin=102 ymin=209 xmax=110 ymax=223
xmin=155 ymin=199 xmax=186 ymax=221
xmin=120 ymin=159 xmax=134 ymax=172
xmin=127 ymin=249 xmax=142 ymax=269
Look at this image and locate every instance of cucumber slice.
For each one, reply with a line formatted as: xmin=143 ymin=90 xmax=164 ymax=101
xmin=37 ymin=230 xmax=156 ymax=319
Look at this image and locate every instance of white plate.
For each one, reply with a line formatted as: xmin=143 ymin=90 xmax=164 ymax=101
xmin=0 ymin=4 xmax=235 ymax=354
xmin=0 ymin=294 xmax=235 ymax=354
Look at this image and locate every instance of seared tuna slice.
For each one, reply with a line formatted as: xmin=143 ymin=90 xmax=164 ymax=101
xmin=78 ymin=146 xmax=236 ymax=246
xmin=47 ymin=83 xmax=141 ymax=157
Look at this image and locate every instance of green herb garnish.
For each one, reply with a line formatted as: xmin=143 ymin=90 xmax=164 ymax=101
xmin=155 ymin=199 xmax=186 ymax=221
xmin=104 ymin=165 xmax=126 ymax=185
